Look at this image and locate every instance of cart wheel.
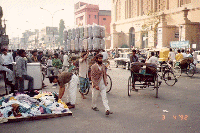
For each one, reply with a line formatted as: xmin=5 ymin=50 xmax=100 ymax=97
xmin=106 ymin=75 xmax=112 ymax=93
xmin=128 ymin=76 xmax=132 ymax=96
xmin=164 ymin=71 xmax=177 ymax=86
xmin=155 ymin=75 xmax=159 ymax=98
xmin=173 ymin=66 xmax=182 ymax=78
xmin=186 ymin=63 xmax=195 ymax=77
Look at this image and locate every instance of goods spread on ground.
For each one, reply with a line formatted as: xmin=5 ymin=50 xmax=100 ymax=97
xmin=63 ymin=24 xmax=106 ymax=52
xmin=0 ymin=91 xmax=72 ymax=123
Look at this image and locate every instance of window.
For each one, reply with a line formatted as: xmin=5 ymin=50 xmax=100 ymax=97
xmin=95 ymin=15 xmax=96 ymax=19
xmin=103 ymin=18 xmax=106 ymax=20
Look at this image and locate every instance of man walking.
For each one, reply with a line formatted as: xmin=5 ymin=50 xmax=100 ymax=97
xmin=91 ymin=54 xmax=112 ymax=116
xmin=79 ymin=51 xmax=89 ymax=99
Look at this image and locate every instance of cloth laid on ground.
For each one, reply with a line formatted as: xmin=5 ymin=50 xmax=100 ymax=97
xmin=0 ymin=91 xmax=70 ymax=123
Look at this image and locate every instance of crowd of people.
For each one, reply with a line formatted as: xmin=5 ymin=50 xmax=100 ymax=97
xmin=0 ymin=48 xmax=112 ymax=116
xmin=0 ymin=47 xmax=197 ymax=116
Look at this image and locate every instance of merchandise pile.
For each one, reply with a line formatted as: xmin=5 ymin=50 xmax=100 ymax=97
xmin=64 ymin=24 xmax=106 ymax=52
xmin=0 ymin=91 xmax=71 ymax=123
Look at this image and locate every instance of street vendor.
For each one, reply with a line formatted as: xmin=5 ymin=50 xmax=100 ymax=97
xmin=48 ymin=71 xmax=79 ymax=109
xmin=16 ymin=49 xmax=34 ymax=96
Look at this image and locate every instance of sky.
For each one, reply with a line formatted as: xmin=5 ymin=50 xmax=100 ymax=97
xmin=0 ymin=0 xmax=111 ymax=38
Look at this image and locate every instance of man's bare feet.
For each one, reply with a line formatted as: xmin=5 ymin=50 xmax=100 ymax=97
xmin=81 ymin=93 xmax=86 ymax=99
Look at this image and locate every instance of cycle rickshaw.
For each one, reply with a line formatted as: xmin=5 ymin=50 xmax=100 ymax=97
xmin=173 ymin=57 xmax=196 ymax=78
xmin=128 ymin=62 xmax=159 ymax=98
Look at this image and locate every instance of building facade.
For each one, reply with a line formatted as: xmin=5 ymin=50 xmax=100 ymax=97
xmin=111 ymin=0 xmax=200 ymax=50
xmin=74 ymin=2 xmax=112 ymax=49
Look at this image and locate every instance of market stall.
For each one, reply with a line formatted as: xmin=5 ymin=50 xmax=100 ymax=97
xmin=0 ymin=91 xmax=72 ymax=123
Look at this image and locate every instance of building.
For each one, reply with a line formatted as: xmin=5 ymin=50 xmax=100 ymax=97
xmin=74 ymin=2 xmax=111 ymax=49
xmin=0 ymin=6 xmax=9 ymax=49
xmin=39 ymin=27 xmax=59 ymax=49
xmin=111 ymin=0 xmax=200 ymax=50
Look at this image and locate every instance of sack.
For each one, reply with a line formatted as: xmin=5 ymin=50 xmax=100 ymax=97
xmin=146 ymin=63 xmax=157 ymax=75
xmin=131 ymin=62 xmax=144 ymax=73
xmin=180 ymin=57 xmax=194 ymax=65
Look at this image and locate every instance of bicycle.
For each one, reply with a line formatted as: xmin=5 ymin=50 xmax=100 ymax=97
xmin=157 ymin=62 xmax=178 ymax=86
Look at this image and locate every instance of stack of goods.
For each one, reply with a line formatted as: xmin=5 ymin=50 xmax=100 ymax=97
xmin=63 ymin=24 xmax=106 ymax=52
xmin=0 ymin=91 xmax=71 ymax=123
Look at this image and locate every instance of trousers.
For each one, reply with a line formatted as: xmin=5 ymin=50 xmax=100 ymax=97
xmin=92 ymin=78 xmax=110 ymax=111
xmin=79 ymin=77 xmax=90 ymax=93
xmin=0 ymin=65 xmax=14 ymax=82
xmin=54 ymin=67 xmax=60 ymax=76
xmin=63 ymin=74 xmax=79 ymax=105
xmin=18 ymin=75 xmax=34 ymax=93
xmin=47 ymin=67 xmax=54 ymax=77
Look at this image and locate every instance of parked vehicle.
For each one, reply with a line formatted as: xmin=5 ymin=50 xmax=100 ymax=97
xmin=114 ymin=52 xmax=131 ymax=69
xmin=114 ymin=52 xmax=146 ymax=70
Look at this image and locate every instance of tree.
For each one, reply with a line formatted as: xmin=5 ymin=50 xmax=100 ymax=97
xmin=58 ymin=19 xmax=65 ymax=46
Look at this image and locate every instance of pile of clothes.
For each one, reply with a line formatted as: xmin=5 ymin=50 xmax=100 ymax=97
xmin=0 ymin=91 xmax=70 ymax=123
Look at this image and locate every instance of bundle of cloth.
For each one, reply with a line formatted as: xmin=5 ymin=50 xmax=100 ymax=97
xmin=0 ymin=91 xmax=70 ymax=123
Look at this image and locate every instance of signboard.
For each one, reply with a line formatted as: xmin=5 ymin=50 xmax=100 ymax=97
xmin=46 ymin=27 xmax=58 ymax=35
xmin=170 ymin=41 xmax=190 ymax=48
xmin=192 ymin=44 xmax=196 ymax=49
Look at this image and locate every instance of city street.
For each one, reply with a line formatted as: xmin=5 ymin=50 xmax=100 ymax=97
xmin=0 ymin=60 xmax=200 ymax=133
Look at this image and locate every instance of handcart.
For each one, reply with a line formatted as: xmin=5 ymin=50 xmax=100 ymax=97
xmin=128 ymin=62 xmax=159 ymax=98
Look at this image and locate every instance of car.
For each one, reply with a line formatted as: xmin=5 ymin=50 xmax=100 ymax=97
xmin=114 ymin=52 xmax=131 ymax=69
xmin=114 ymin=53 xmax=146 ymax=70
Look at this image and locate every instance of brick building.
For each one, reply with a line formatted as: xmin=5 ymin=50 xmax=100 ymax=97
xmin=74 ymin=2 xmax=111 ymax=49
xmin=111 ymin=0 xmax=200 ymax=50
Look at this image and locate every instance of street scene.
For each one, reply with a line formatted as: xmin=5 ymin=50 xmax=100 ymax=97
xmin=0 ymin=0 xmax=200 ymax=133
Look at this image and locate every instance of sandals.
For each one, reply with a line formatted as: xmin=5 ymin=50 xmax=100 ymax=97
xmin=92 ymin=107 xmax=99 ymax=111
xmin=105 ymin=110 xmax=113 ymax=115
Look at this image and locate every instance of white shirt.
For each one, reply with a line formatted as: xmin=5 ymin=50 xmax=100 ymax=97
xmin=147 ymin=56 xmax=159 ymax=65
xmin=1 ymin=53 xmax=14 ymax=65
xmin=182 ymin=53 xmax=187 ymax=58
xmin=193 ymin=52 xmax=197 ymax=60
xmin=47 ymin=59 xmax=53 ymax=67
xmin=168 ymin=52 xmax=175 ymax=61
xmin=79 ymin=58 xmax=89 ymax=78
xmin=63 ymin=54 xmax=69 ymax=66
xmin=102 ymin=51 xmax=108 ymax=61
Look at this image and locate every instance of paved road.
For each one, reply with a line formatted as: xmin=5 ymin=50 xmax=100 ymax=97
xmin=0 ymin=61 xmax=200 ymax=133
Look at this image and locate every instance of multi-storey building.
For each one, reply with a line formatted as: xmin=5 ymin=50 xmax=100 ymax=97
xmin=74 ymin=2 xmax=112 ymax=49
xmin=39 ymin=27 xmax=59 ymax=49
xmin=111 ymin=0 xmax=200 ymax=50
